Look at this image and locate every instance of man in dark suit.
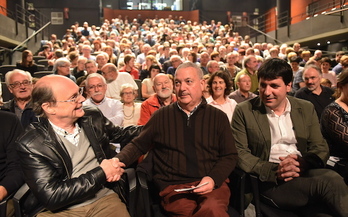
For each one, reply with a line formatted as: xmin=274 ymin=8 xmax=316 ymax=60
xmin=232 ymin=58 xmax=348 ymax=217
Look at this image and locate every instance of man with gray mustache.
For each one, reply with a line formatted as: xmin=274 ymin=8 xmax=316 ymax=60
xmin=83 ymin=73 xmax=123 ymax=126
xmin=138 ymin=73 xmax=177 ymax=125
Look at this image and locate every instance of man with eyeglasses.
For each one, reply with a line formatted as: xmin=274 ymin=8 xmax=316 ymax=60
xmin=295 ymin=64 xmax=334 ymax=120
xmin=137 ymin=73 xmax=176 ymax=125
xmin=1 ymin=69 xmax=37 ymax=128
xmin=16 ymin=75 xmax=141 ymax=216
xmin=166 ymin=55 xmax=183 ymax=76
xmin=101 ymin=63 xmax=138 ymax=100
xmin=83 ymin=73 xmax=123 ymax=126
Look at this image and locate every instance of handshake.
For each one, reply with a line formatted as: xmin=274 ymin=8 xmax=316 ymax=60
xmin=100 ymin=157 xmax=125 ymax=182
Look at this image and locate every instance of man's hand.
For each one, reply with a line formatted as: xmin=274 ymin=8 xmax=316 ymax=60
xmin=277 ymin=154 xmax=307 ymax=182
xmin=192 ymin=176 xmax=215 ymax=195
xmin=100 ymin=158 xmax=125 ymax=182
xmin=0 ymin=186 xmax=8 ymax=201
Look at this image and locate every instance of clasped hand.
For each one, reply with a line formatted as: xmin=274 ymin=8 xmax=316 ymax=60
xmin=277 ymin=154 xmax=306 ymax=182
xmin=100 ymin=158 xmax=125 ymax=182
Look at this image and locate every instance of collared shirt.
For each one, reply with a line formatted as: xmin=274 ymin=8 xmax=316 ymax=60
xmin=177 ymin=100 xmax=201 ymax=117
xmin=49 ymin=121 xmax=81 ymax=146
xmin=206 ymin=96 xmax=237 ymax=123
xmin=83 ymin=97 xmax=124 ymax=126
xmin=266 ymin=98 xmax=301 ymax=163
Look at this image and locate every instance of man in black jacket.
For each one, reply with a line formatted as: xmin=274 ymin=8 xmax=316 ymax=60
xmin=16 ymin=75 xmax=140 ymax=217
xmin=1 ymin=69 xmax=37 ymax=129
xmin=0 ymin=111 xmax=24 ymax=216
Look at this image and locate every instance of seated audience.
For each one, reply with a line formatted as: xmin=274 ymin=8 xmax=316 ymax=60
xmin=206 ymin=71 xmax=237 ymax=123
xmin=15 ymin=50 xmax=38 ymax=75
xmin=72 ymin=56 xmax=87 ymax=80
xmin=120 ymin=84 xmax=141 ymax=127
xmin=139 ymin=55 xmax=159 ymax=80
xmin=16 ymin=75 xmax=141 ymax=216
xmin=96 ymin=53 xmax=109 ymax=71
xmin=138 ymin=73 xmax=176 ymax=125
xmin=141 ymin=64 xmax=161 ymax=99
xmin=229 ymin=73 xmax=257 ymax=103
xmin=321 ymin=57 xmax=337 ymax=88
xmin=166 ymin=55 xmax=183 ymax=76
xmin=232 ymin=58 xmax=348 ymax=217
xmin=202 ymin=74 xmax=211 ymax=99
xmin=1 ymin=69 xmax=37 ymax=128
xmin=83 ymin=73 xmax=123 ymax=126
xmin=53 ymin=58 xmax=76 ymax=82
xmin=118 ymin=54 xmax=139 ymax=79
xmin=116 ymin=62 xmax=238 ymax=217
xmin=321 ymin=68 xmax=348 ymax=159
xmin=0 ymin=111 xmax=24 ymax=216
xmin=234 ymin=55 xmax=259 ymax=93
xmin=295 ymin=64 xmax=334 ymax=120
xmin=102 ymin=63 xmax=138 ymax=100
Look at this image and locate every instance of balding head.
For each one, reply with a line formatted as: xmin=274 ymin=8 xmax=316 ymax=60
xmin=101 ymin=63 xmax=118 ymax=82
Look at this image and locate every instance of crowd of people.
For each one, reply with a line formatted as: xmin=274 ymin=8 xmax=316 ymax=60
xmin=0 ymin=14 xmax=348 ymax=216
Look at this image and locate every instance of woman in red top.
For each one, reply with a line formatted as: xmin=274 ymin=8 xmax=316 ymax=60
xmin=118 ymin=54 xmax=139 ymax=79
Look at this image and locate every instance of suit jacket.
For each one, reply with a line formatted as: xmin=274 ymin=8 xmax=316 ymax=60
xmin=231 ymin=96 xmax=329 ymax=183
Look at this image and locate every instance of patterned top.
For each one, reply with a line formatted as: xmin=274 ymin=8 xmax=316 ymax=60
xmin=321 ymin=102 xmax=348 ymax=158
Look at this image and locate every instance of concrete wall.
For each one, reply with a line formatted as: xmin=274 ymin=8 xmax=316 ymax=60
xmin=0 ymin=13 xmax=42 ymax=64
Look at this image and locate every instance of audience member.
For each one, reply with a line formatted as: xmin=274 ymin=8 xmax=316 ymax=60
xmin=119 ymin=54 xmax=139 ymax=79
xmin=138 ymin=73 xmax=176 ymax=125
xmin=166 ymin=55 xmax=183 ymax=76
xmin=320 ymin=57 xmax=337 ymax=88
xmin=141 ymin=64 xmax=161 ymax=99
xmin=232 ymin=58 xmax=348 ymax=217
xmin=206 ymin=60 xmax=220 ymax=75
xmin=96 ymin=53 xmax=109 ymax=71
xmin=295 ymin=64 xmax=334 ymax=120
xmin=206 ymin=71 xmax=237 ymax=122
xmin=229 ymin=73 xmax=257 ymax=103
xmin=15 ymin=50 xmax=38 ymax=75
xmin=116 ymin=62 xmax=238 ymax=217
xmin=102 ymin=63 xmax=138 ymax=100
xmin=120 ymin=84 xmax=141 ymax=127
xmin=321 ymin=68 xmax=348 ymax=159
xmin=53 ymin=58 xmax=76 ymax=82
xmin=234 ymin=55 xmax=259 ymax=93
xmin=0 ymin=111 xmax=24 ymax=216
xmin=332 ymin=51 xmax=345 ymax=75
xmin=224 ymin=51 xmax=241 ymax=83
xmin=83 ymin=73 xmax=124 ymax=126
xmin=289 ymin=56 xmax=304 ymax=93
xmin=1 ymin=69 xmax=37 ymax=128
xmin=199 ymin=52 xmax=210 ymax=75
xmin=72 ymin=56 xmax=87 ymax=80
xmin=202 ymin=74 xmax=211 ymax=98
xmin=76 ymin=60 xmax=99 ymax=86
xmin=16 ymin=75 xmax=141 ymax=216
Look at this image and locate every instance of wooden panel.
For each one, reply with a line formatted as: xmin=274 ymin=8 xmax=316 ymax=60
xmin=104 ymin=9 xmax=200 ymax=24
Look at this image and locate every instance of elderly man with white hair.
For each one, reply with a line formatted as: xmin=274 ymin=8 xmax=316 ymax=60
xmin=83 ymin=73 xmax=123 ymax=126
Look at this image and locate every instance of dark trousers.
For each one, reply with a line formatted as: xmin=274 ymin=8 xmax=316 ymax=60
xmin=159 ymin=180 xmax=230 ymax=217
xmin=260 ymin=169 xmax=348 ymax=217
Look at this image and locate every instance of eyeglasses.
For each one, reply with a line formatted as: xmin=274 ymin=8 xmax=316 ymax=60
xmin=56 ymin=87 xmax=84 ymax=103
xmin=87 ymin=84 xmax=105 ymax=90
xmin=121 ymin=91 xmax=134 ymax=96
xmin=9 ymin=80 xmax=32 ymax=89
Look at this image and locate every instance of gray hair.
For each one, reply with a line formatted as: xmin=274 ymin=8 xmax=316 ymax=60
xmin=85 ymin=73 xmax=107 ymax=87
xmin=53 ymin=57 xmax=71 ymax=72
xmin=5 ymin=69 xmax=32 ymax=86
xmin=120 ymin=83 xmax=138 ymax=98
xmin=175 ymin=61 xmax=203 ymax=79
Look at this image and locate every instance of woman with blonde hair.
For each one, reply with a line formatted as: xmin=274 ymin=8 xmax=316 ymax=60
xmin=140 ymin=55 xmax=161 ymax=80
